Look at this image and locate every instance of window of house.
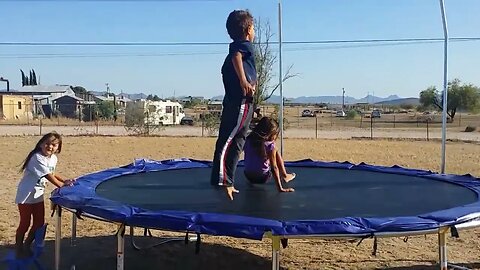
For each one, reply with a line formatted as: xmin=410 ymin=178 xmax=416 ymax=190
xmin=18 ymin=101 xmax=22 ymax=109
xmin=166 ymin=106 xmax=172 ymax=113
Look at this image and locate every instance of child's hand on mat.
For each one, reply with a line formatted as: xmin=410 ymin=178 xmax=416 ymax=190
xmin=280 ymin=187 xmax=295 ymax=192
xmin=63 ymin=178 xmax=76 ymax=186
xmin=226 ymin=186 xmax=239 ymax=200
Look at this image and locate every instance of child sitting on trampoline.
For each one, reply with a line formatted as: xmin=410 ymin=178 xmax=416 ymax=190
xmin=243 ymin=116 xmax=296 ymax=192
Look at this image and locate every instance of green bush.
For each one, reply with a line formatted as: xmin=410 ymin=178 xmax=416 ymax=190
xmin=346 ymin=110 xmax=357 ymax=120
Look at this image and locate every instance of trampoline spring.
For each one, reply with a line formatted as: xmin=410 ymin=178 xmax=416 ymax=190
xmin=195 ymin=233 xmax=201 ymax=254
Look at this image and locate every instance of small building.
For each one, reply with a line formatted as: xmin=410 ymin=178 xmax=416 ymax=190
xmin=53 ymin=95 xmax=84 ymax=119
xmin=0 ymin=94 xmax=33 ymax=120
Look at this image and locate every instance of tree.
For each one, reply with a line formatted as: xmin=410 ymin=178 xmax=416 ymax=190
xmin=152 ymin=95 xmax=161 ymax=101
xmin=96 ymin=101 xmax=115 ymax=119
xmin=20 ymin=69 xmax=38 ymax=86
xmin=146 ymin=94 xmax=154 ymax=101
xmin=72 ymin=86 xmax=88 ymax=95
xmin=253 ymin=18 xmax=298 ymax=106
xmin=20 ymin=70 xmax=27 ymax=86
xmin=419 ymin=79 xmax=480 ymax=121
xmin=31 ymin=69 xmax=37 ymax=85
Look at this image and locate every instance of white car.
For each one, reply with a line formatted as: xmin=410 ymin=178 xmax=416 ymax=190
xmin=336 ymin=111 xmax=346 ymax=117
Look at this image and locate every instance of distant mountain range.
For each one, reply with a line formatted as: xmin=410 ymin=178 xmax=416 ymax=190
xmin=212 ymin=94 xmax=419 ymax=105
xmin=90 ymin=91 xmax=148 ymax=100
xmin=3 ymin=89 xmax=419 ymax=106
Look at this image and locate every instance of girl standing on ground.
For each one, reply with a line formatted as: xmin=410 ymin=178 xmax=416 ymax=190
xmin=14 ymin=132 xmax=74 ymax=258
xmin=243 ymin=117 xmax=296 ymax=192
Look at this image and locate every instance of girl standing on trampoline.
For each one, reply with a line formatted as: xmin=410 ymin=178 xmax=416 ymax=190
xmin=243 ymin=116 xmax=296 ymax=192
xmin=14 ymin=132 xmax=74 ymax=258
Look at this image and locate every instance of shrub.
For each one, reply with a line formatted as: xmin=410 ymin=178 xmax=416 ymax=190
xmin=465 ymin=126 xmax=477 ymax=132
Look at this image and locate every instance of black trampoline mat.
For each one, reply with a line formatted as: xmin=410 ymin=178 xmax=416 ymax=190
xmin=96 ymin=167 xmax=478 ymax=220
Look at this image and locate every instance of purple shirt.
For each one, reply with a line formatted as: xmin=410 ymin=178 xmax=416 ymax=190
xmin=244 ymin=139 xmax=275 ymax=176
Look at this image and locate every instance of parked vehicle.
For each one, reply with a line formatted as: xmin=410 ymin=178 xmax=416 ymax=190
xmin=180 ymin=115 xmax=194 ymax=126
xmin=125 ymin=99 xmax=185 ymax=126
xmin=371 ymin=110 xmax=381 ymax=118
xmin=301 ymin=109 xmax=315 ymax=117
xmin=335 ymin=110 xmax=346 ymax=117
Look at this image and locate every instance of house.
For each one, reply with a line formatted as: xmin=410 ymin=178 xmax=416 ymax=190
xmin=94 ymin=95 xmax=131 ymax=108
xmin=52 ymin=95 xmax=84 ymax=119
xmin=0 ymin=84 xmax=76 ymax=118
xmin=0 ymin=94 xmax=33 ymax=120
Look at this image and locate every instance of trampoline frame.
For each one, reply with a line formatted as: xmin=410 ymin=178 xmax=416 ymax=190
xmin=53 ymin=206 xmax=480 ymax=270
xmin=51 ymin=158 xmax=480 ymax=270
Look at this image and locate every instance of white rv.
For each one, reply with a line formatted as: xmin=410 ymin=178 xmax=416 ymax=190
xmin=126 ymin=99 xmax=185 ymax=126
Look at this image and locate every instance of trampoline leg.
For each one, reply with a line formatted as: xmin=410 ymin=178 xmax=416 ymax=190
xmin=55 ymin=206 xmax=62 ymax=270
xmin=71 ymin=212 xmax=77 ymax=247
xmin=271 ymin=236 xmax=281 ymax=270
xmin=438 ymin=231 xmax=447 ymax=270
xmin=117 ymin=224 xmax=126 ymax=270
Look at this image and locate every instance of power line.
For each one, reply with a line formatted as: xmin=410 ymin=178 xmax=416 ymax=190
xmin=0 ymin=38 xmax=477 ymax=59
xmin=0 ymin=37 xmax=479 ymax=47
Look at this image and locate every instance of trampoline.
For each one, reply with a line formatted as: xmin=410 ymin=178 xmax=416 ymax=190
xmin=51 ymin=158 xmax=480 ymax=270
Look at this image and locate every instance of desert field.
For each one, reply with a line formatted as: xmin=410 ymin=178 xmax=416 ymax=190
xmin=1 ymin=136 xmax=480 ymax=269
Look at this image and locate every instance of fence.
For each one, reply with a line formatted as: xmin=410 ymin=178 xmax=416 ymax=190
xmin=1 ymin=103 xmax=479 ymax=141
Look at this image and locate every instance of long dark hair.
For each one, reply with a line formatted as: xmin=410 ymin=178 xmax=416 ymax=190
xmin=20 ymin=132 xmax=62 ymax=172
xmin=247 ymin=116 xmax=279 ymax=158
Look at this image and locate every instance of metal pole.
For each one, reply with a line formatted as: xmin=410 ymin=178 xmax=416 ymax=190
xmin=271 ymin=236 xmax=281 ymax=270
xmin=439 ymin=0 xmax=449 ymax=174
xmin=438 ymin=231 xmax=448 ymax=270
xmin=278 ymin=1 xmax=284 ymax=155
xmin=71 ymin=212 xmax=77 ymax=246
xmin=117 ymin=224 xmax=126 ymax=270
xmin=342 ymin=88 xmax=345 ymax=111
xmin=55 ymin=206 xmax=62 ymax=270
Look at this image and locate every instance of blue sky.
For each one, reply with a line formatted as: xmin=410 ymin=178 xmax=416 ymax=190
xmin=0 ymin=0 xmax=479 ymax=99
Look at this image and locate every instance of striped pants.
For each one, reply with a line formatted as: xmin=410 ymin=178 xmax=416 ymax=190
xmin=210 ymin=98 xmax=254 ymax=187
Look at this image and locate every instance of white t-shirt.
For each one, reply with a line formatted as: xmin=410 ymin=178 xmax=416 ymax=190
xmin=15 ymin=152 xmax=57 ymax=204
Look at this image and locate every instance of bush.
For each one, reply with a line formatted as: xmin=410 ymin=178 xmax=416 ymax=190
xmin=465 ymin=126 xmax=477 ymax=132
xmin=346 ymin=110 xmax=357 ymax=120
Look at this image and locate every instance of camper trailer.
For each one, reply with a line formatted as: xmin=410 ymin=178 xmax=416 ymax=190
xmin=126 ymin=99 xmax=185 ymax=126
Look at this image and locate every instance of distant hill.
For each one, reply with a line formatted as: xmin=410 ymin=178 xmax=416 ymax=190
xmin=90 ymin=91 xmax=148 ymax=100
xmin=265 ymin=94 xmax=404 ymax=105
xmin=375 ymin=98 xmax=420 ymax=106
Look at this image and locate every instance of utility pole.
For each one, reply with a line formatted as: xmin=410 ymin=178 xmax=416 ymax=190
xmin=342 ymin=88 xmax=345 ymax=111
xmin=105 ymin=83 xmax=110 ymax=96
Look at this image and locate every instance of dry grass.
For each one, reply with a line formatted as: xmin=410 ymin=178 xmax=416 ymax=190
xmin=1 ymin=136 xmax=480 ymax=269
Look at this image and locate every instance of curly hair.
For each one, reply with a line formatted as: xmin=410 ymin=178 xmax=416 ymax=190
xmin=226 ymin=10 xmax=254 ymax=41
xmin=247 ymin=116 xmax=279 ymax=158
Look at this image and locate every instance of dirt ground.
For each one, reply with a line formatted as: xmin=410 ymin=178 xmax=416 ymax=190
xmin=1 ymin=136 xmax=480 ymax=269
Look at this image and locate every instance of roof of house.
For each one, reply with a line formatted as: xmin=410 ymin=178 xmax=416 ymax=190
xmin=95 ymin=95 xmax=131 ymax=102
xmin=18 ymin=84 xmax=73 ymax=93
xmin=52 ymin=95 xmax=84 ymax=101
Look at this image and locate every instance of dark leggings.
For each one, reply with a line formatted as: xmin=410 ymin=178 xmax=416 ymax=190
xmin=16 ymin=201 xmax=45 ymax=236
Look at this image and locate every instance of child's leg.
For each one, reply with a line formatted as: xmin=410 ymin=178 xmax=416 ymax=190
xmin=275 ymin=150 xmax=296 ymax=182
xmin=24 ymin=201 xmax=45 ymax=251
xmin=211 ymin=100 xmax=253 ymax=187
xmin=16 ymin=204 xmax=33 ymax=257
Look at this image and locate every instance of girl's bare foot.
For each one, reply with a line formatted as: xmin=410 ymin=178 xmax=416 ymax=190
xmin=283 ymin=173 xmax=296 ymax=183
